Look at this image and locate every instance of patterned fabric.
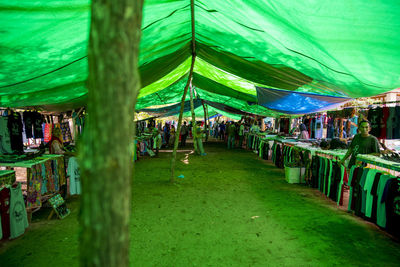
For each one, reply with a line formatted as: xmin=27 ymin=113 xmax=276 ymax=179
xmin=0 ymin=171 xmax=15 ymax=187
xmin=25 ymin=156 xmax=65 ymax=209
xmin=60 ymin=122 xmax=72 ymax=142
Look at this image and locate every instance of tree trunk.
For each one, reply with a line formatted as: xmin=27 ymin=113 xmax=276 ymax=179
xmin=79 ymin=1 xmax=143 ymax=266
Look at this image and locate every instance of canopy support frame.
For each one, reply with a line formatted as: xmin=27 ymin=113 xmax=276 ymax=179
xmin=170 ymin=0 xmax=196 ymax=182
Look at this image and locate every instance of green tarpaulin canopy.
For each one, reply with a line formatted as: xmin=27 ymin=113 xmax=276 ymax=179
xmin=1 ymin=1 xmax=399 ymax=114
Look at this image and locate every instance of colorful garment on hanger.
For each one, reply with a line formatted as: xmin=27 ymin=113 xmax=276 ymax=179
xmin=9 ymin=183 xmax=29 ymax=239
xmin=0 ymin=186 xmax=11 ymax=240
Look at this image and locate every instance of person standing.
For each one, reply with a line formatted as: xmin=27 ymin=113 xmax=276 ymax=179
xmin=169 ymin=126 xmax=176 ymax=148
xmin=163 ymin=123 xmax=170 ymax=147
xmin=180 ymin=121 xmax=188 ymax=147
xmin=193 ymin=121 xmax=206 ymax=155
xmin=152 ymin=128 xmax=162 ymax=156
xmin=227 ymin=122 xmax=236 ymax=149
xmin=213 ymin=121 xmax=219 ymax=138
xmin=219 ymin=121 xmax=226 ymax=140
xmin=339 ymin=120 xmax=380 ymax=168
xmin=238 ymin=121 xmax=245 ymax=148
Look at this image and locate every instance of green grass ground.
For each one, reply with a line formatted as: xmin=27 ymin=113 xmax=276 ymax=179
xmin=1 ymin=141 xmax=400 ymax=266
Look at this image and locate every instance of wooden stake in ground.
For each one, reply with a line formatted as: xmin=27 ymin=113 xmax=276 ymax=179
xmin=189 ymin=81 xmax=198 ymax=153
xmin=79 ymin=0 xmax=143 ymax=266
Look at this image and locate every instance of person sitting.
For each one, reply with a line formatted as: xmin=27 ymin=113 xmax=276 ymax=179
xmin=48 ymin=127 xmax=75 ymax=156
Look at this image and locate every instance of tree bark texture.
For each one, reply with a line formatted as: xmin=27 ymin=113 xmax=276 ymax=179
xmin=79 ymin=1 xmax=143 ymax=266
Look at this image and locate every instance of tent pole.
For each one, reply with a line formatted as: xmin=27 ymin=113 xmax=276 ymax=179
xmin=189 ymin=82 xmax=198 ymax=153
xmin=170 ymin=0 xmax=197 ymax=182
xmin=206 ymin=104 xmax=210 ymax=141
xmin=202 ymin=100 xmax=208 ymax=141
xmin=170 ymin=57 xmax=195 ymax=182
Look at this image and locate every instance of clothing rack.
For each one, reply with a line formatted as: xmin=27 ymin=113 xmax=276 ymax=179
xmin=356 ymin=155 xmax=400 ymax=173
xmin=370 ymin=100 xmax=400 ymax=105
xmin=315 ymin=150 xmax=346 ymax=162
xmin=341 ymin=100 xmax=400 ymax=109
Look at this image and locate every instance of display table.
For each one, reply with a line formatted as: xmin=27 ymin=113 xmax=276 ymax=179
xmin=0 ymin=170 xmax=16 ymax=187
xmin=0 ymin=154 xmax=65 ymax=211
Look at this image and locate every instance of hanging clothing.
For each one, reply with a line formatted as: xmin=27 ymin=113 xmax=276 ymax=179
xmin=67 ymin=157 xmax=81 ymax=195
xmin=394 ymin=106 xmax=400 ymax=139
xmin=9 ymin=183 xmax=29 ymax=239
xmin=22 ymin=111 xmax=34 ymax=139
xmin=314 ymin=116 xmax=323 ymax=139
xmin=379 ymin=107 xmax=389 ymax=139
xmin=367 ymin=107 xmax=382 ymax=138
xmin=348 ymin=116 xmax=358 ymax=137
xmin=383 ymin=178 xmax=400 ymax=238
xmin=386 ymin=107 xmax=395 ymax=139
xmin=44 ymin=123 xmax=52 ymax=143
xmin=0 ymin=187 xmax=11 ymax=240
xmin=33 ymin=112 xmax=44 ymax=139
xmin=7 ymin=112 xmax=24 ymax=153
xmin=60 ymin=122 xmax=72 ymax=142
xmin=0 ymin=116 xmax=13 ymax=154
xmin=376 ymin=175 xmax=393 ymax=228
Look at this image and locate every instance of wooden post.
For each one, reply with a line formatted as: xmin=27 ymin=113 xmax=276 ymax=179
xmin=206 ymin=104 xmax=210 ymax=141
xmin=202 ymin=100 xmax=209 ymax=141
xmin=170 ymin=0 xmax=197 ymax=182
xmin=189 ymin=81 xmax=198 ymax=153
xmin=170 ymin=58 xmax=195 ymax=182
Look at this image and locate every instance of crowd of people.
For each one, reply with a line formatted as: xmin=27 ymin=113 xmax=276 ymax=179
xmin=136 ymin=117 xmax=266 ymax=156
xmin=211 ymin=119 xmax=261 ymax=149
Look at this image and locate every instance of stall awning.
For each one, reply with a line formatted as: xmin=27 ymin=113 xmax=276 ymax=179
xmin=138 ymin=99 xmax=203 ymax=118
xmin=256 ymin=87 xmax=351 ymax=115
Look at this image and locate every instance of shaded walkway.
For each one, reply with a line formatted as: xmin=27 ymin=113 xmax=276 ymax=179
xmin=133 ymin=141 xmax=400 ymax=266
xmin=1 ymin=141 xmax=400 ymax=266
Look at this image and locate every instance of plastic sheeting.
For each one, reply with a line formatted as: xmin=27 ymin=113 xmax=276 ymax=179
xmin=138 ymin=99 xmax=203 ymax=117
xmin=256 ymin=87 xmax=351 ymax=115
xmin=203 ymin=100 xmax=255 ymax=117
xmin=138 ymin=99 xmax=243 ymax=121
xmin=1 ymin=1 xmax=400 ymax=110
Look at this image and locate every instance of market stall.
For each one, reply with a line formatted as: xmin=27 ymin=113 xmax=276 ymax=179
xmin=0 ymin=154 xmax=65 ymax=219
xmin=347 ymin=154 xmax=400 ymax=238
